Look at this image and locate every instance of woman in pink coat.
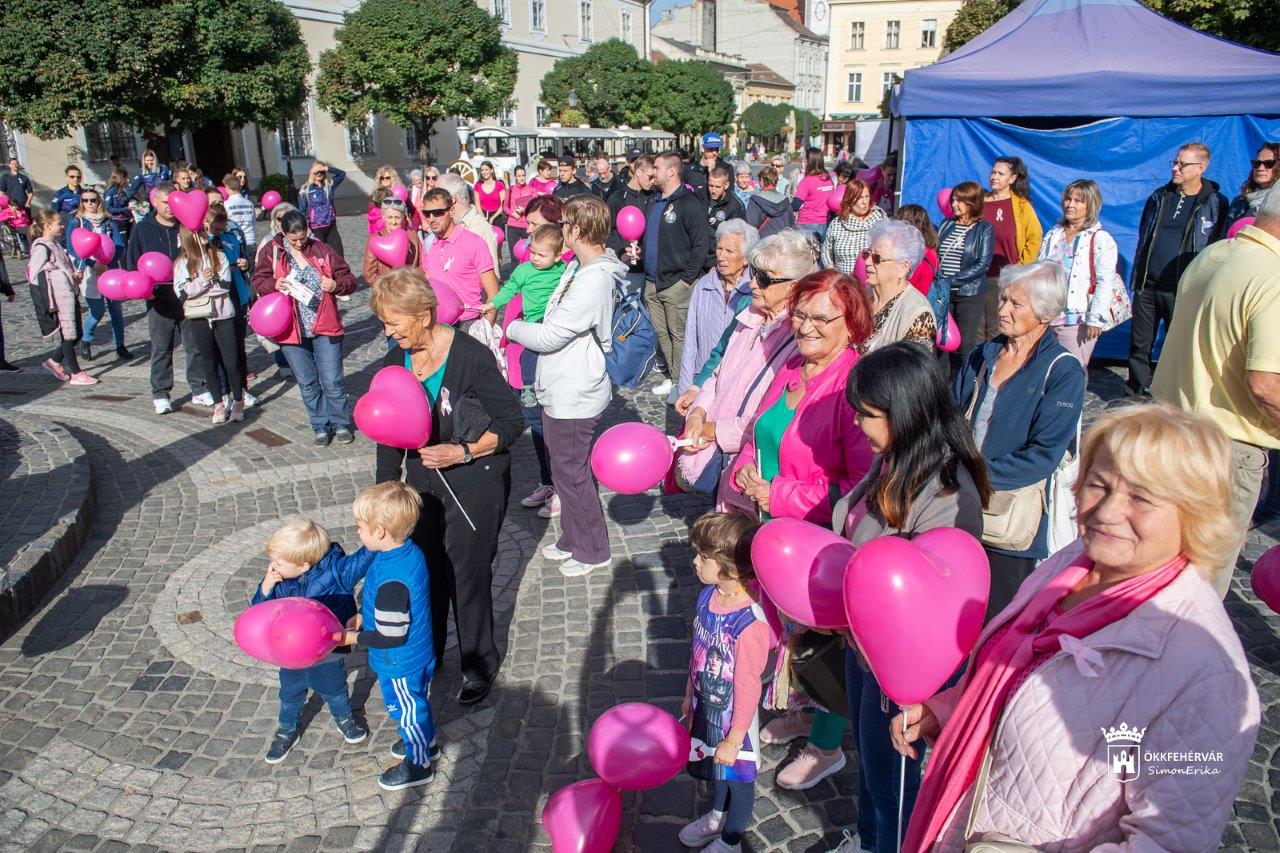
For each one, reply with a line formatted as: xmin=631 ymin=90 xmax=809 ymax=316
xmin=893 ymin=402 xmax=1260 ymax=852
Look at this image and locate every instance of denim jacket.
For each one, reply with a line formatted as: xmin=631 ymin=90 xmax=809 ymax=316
xmin=936 ymin=218 xmax=995 ymax=297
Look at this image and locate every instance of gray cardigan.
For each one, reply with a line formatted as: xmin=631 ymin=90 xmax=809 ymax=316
xmin=832 ymin=455 xmax=985 ymax=544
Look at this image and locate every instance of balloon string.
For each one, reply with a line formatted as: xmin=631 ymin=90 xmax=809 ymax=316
xmin=435 ymin=469 xmax=477 ymax=531
xmin=897 ymin=708 xmax=906 ymax=853
xmin=669 ymin=437 xmax=695 ymax=449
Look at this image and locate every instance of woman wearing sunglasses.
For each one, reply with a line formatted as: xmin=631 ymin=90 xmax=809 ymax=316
xmin=860 ymin=220 xmax=936 ymax=353
xmin=297 ymin=160 xmax=346 ymax=254
xmin=1229 ymin=142 xmax=1279 ymax=225
xmin=66 ymin=189 xmax=129 ymax=361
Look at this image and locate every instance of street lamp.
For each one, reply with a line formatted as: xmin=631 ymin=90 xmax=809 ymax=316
xmin=568 ymin=89 xmax=579 ymax=109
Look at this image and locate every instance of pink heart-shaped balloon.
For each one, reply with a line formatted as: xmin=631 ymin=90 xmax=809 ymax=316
xmin=137 ymin=251 xmax=173 ymax=284
xmin=217 ymin=185 xmax=230 ymax=201
xmin=937 ymin=313 xmax=961 ymax=353
xmin=434 ymin=283 xmax=464 ymax=325
xmin=233 ymin=599 xmax=289 ymax=666
xmin=265 ymin=598 xmax=342 ymax=669
xmin=492 ymin=224 xmax=505 ymax=246
xmin=97 ymin=269 xmax=128 ymax=301
xmin=354 ymin=365 xmax=432 ymax=449
xmin=502 ymin=293 xmax=525 ymax=389
xmin=512 ymin=238 xmax=531 ymax=264
xmin=844 ymin=528 xmax=990 ymax=705
xmin=590 ymin=422 xmax=673 ymax=495
xmin=541 ymin=779 xmax=622 ymax=853
xmin=936 ymin=187 xmax=954 ymax=219
xmin=168 ymin=189 xmax=210 ymax=231
xmin=1251 ymin=543 xmax=1280 ymax=613
xmin=248 ymin=291 xmax=294 ymax=339
xmin=587 ymin=702 xmax=691 ymax=790
xmin=751 ymin=516 xmax=856 ymax=629
xmin=94 ymin=232 xmax=116 ymax=265
xmin=70 ymin=227 xmax=100 ymax=259
xmin=827 ymin=184 xmax=846 ymax=212
xmin=121 ymin=271 xmax=155 ymax=300
xmin=1228 ymin=216 xmax=1255 ymax=239
xmin=369 ymin=229 xmax=410 ymax=268
xmin=390 ymin=184 xmax=409 ymax=203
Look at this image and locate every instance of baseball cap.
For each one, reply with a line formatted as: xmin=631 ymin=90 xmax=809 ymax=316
xmin=701 ymin=132 xmax=723 ymax=150
xmin=626 ymin=148 xmax=642 ymax=161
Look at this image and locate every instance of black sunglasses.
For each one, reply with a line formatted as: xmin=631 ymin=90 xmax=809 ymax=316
xmin=82 ymin=196 xmax=101 ymax=203
xmin=1252 ymin=158 xmax=1278 ymax=169
xmin=421 ymin=208 xmax=449 ymax=218
xmin=859 ymin=249 xmax=897 ymax=265
xmin=753 ymin=269 xmax=790 ymax=288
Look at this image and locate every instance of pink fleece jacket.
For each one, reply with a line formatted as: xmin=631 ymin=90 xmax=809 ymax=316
xmin=923 ymin=540 xmax=1260 ymax=852
xmin=723 ymin=347 xmax=873 ymax=524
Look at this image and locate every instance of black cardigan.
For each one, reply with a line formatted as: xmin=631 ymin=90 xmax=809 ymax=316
xmin=374 ymin=331 xmax=524 ymax=496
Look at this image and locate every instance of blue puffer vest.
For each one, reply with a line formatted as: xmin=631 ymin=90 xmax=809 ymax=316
xmin=361 ymin=541 xmax=434 ymax=679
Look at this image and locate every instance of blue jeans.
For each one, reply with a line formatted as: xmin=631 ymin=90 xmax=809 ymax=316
xmin=282 ymin=335 xmax=350 ymax=433
xmin=278 ymin=656 xmax=352 ymax=730
xmin=799 ymin=222 xmax=827 ymax=245
xmin=83 ymin=296 xmax=125 ymax=348
xmin=378 ymin=668 xmax=437 ymax=766
xmin=518 ymin=347 xmax=552 ymax=486
xmin=846 ymin=648 xmax=922 ymax=853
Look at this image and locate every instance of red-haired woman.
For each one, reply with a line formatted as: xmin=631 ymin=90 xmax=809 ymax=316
xmin=821 ymin=178 xmax=886 ymax=275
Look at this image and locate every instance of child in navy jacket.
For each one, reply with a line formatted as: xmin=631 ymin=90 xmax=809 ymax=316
xmin=254 ymin=519 xmax=374 ymax=763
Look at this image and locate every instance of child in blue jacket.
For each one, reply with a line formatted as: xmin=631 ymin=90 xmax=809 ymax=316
xmin=253 ymin=519 xmax=374 ymax=764
xmin=334 ymin=481 xmax=438 ymax=791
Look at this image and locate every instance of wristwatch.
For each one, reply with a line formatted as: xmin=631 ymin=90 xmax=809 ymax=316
xmin=459 ymin=442 xmax=473 ymax=464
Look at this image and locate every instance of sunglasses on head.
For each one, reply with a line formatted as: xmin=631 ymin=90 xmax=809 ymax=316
xmin=1252 ymin=158 xmax=1278 ymax=169
xmin=421 ymin=207 xmax=449 ymax=218
xmin=753 ymin=269 xmax=790 ymax=287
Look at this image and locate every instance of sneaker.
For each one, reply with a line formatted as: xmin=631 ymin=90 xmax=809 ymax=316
xmin=776 ymin=744 xmax=847 ymax=791
xmin=264 ymin=728 xmax=299 ymax=764
xmin=830 ymin=830 xmax=863 ymax=853
xmin=334 ymin=715 xmax=368 ymax=744
xmin=333 ymin=428 xmax=355 ymax=444
xmin=537 ymin=493 xmax=561 ymax=519
xmin=678 ymin=810 xmax=725 ymax=847
xmin=115 ymin=346 xmax=132 ymax=360
xmin=391 ymin=738 xmax=441 ymax=762
xmin=67 ymin=371 xmax=99 ymax=386
xmin=521 ymin=484 xmax=555 ymax=508
xmin=541 ymin=542 xmax=573 ymax=561
xmin=230 ymin=400 xmax=245 ymax=422
xmin=336 ymin=294 xmax=352 ymax=303
xmin=314 ymin=431 xmax=333 ymax=447
xmin=704 ymin=840 xmax=741 ymax=853
xmin=211 ymin=403 xmax=228 ymax=424
xmin=153 ymin=397 xmax=173 ymax=415
xmin=761 ymin=707 xmax=813 ymax=745
xmin=651 ymin=377 xmax=673 ymax=396
xmin=242 ymin=391 xmax=259 ymax=409
xmin=191 ymin=391 xmax=216 ymax=407
xmin=0 ymin=361 xmax=18 ymax=372
xmin=560 ymin=557 xmax=609 ymax=577
xmin=377 ymin=760 xmax=434 ymax=791
xmin=42 ymin=359 xmax=69 ymax=381
xmin=78 ymin=342 xmax=94 ymax=361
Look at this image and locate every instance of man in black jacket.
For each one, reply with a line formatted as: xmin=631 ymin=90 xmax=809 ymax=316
xmin=1126 ymin=142 xmax=1229 ymax=396
xmin=553 ymin=155 xmax=591 ymax=200
xmin=704 ymin=164 xmax=746 ymax=268
xmin=606 ymin=154 xmax=656 ymax=294
xmin=685 ymin=132 xmax=724 ymax=198
xmin=590 ymin=154 xmax=622 ymax=202
xmin=640 ymin=151 xmax=713 ymax=401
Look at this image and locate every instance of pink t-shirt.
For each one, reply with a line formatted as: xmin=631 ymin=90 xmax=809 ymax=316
xmin=421 ymin=225 xmax=494 ymax=322
xmin=505 ymin=182 xmax=538 ymax=228
xmin=529 ymin=177 xmax=557 ymax=196
xmin=474 ymin=179 xmax=506 ymax=213
xmin=794 ymin=174 xmax=838 ymax=225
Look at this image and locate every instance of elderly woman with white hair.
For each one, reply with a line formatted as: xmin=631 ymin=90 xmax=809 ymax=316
xmin=733 ymin=162 xmax=756 ymax=206
xmin=678 ymin=219 xmax=761 ymax=394
xmin=953 ymin=260 xmax=1086 ymax=619
xmin=861 ymin=219 xmax=936 ymax=353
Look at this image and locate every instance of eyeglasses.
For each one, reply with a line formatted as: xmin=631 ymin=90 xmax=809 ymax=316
xmin=82 ymin=197 xmax=101 ymax=204
xmin=424 ymin=174 xmax=439 ymax=181
xmin=791 ymin=309 xmax=842 ymax=331
xmin=753 ymin=269 xmax=791 ymax=288
xmin=1252 ymin=158 xmax=1278 ymax=170
xmin=421 ymin=208 xmax=449 ymax=218
xmin=859 ymin=250 xmax=898 ymax=266
xmin=1170 ymin=160 xmax=1205 ymax=170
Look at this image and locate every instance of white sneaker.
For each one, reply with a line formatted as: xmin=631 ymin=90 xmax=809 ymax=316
xmin=560 ymin=557 xmax=609 ymax=577
xmin=651 ymin=378 xmax=673 ymax=396
xmin=191 ymin=391 xmax=216 ymax=407
xmin=830 ymin=829 xmax=863 ymax=853
xmin=153 ymin=398 xmax=173 ymax=415
xmin=336 ymin=294 xmax=351 ymax=302
xmin=242 ymin=391 xmax=259 ymax=409
xmin=704 ymin=840 xmax=741 ymax=853
xmin=678 ymin=810 xmax=724 ymax=847
xmin=520 ymin=484 xmax=555 ymax=508
xmin=537 ymin=493 xmax=561 ymax=519
xmin=541 ymin=543 xmax=573 ymax=561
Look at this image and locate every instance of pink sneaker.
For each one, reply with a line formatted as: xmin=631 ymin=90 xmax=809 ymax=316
xmin=760 ymin=707 xmax=812 ymax=745
xmin=776 ymin=744 xmax=847 ymax=790
xmin=67 ymin=371 xmax=100 ymax=386
xmin=230 ymin=400 xmax=245 ymax=422
xmin=538 ymin=492 xmax=561 ymax=519
xmin=211 ymin=403 xmax=229 ymax=424
xmin=42 ymin=359 xmax=69 ymax=381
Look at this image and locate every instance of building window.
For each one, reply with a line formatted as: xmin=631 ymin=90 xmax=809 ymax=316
xmin=499 ymin=107 xmax=515 ymax=128
xmin=921 ymin=19 xmax=937 ymax=48
xmin=281 ymin=107 xmax=313 ymax=159
xmin=621 ymin=9 xmax=633 ymax=45
xmin=885 ymin=20 xmax=900 ymax=49
xmin=531 ymin=0 xmax=546 ymax=32
xmin=580 ymin=0 xmax=593 ymax=41
xmin=850 ymin=21 xmax=864 ymax=50
xmin=536 ymin=105 xmax=551 ymax=126
xmin=0 ymin=121 xmax=17 ymax=163
xmin=882 ymin=71 xmax=897 ymax=97
xmin=492 ymin=0 xmax=510 ymax=25
xmin=846 ymin=72 xmax=862 ymax=103
xmin=85 ymin=122 xmax=135 ymax=163
xmin=347 ymin=115 xmax=376 ymax=159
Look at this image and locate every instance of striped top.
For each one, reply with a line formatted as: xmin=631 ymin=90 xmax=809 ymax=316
xmin=938 ymin=223 xmax=973 ymax=278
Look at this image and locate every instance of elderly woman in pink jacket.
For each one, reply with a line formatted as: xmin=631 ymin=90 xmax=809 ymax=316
xmin=893 ymin=402 xmax=1260 ymax=852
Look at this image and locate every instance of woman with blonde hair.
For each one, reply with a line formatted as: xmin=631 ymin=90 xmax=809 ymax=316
xmin=174 ymin=221 xmax=244 ymax=423
xmin=893 ymin=402 xmax=1260 ymax=852
xmin=368 ymin=166 xmax=405 ymax=235
xmin=298 ymin=160 xmax=347 ymax=253
xmin=26 ymin=210 xmax=95 ymax=384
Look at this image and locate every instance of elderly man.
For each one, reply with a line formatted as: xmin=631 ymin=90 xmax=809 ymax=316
xmin=438 ymin=172 xmax=500 ymax=270
xmin=419 ymin=186 xmax=500 ymax=325
xmin=678 ymin=219 xmax=759 ymax=395
xmin=1152 ymin=186 xmax=1280 ymax=597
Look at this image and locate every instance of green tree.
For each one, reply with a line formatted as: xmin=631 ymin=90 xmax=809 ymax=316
xmin=315 ymin=0 xmax=516 ymax=151
xmin=0 ymin=0 xmax=309 ymax=139
xmin=540 ymin=39 xmax=654 ymax=128
xmin=793 ymin=107 xmax=822 ymax=140
xmin=645 ymin=60 xmax=736 ymax=138
xmin=739 ymin=102 xmax=787 ymax=140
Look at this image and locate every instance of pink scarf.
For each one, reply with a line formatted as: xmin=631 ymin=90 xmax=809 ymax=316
xmin=904 ymin=553 xmax=1188 ymax=852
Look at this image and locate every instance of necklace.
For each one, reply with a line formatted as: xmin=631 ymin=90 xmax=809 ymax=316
xmin=409 ymin=330 xmax=447 ymax=378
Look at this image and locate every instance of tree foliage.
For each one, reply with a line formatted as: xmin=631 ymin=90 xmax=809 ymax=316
xmin=316 ymin=0 xmax=516 ymax=148
xmin=645 ymin=60 xmax=736 ymax=138
xmin=0 ymin=0 xmax=309 ymax=138
xmin=540 ymin=39 xmax=654 ymax=128
xmin=739 ymin=103 xmax=789 ymax=139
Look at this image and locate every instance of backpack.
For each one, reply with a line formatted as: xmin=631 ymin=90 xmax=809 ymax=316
xmin=925 ymin=269 xmax=952 ymax=347
xmin=605 ymin=285 xmax=657 ymax=388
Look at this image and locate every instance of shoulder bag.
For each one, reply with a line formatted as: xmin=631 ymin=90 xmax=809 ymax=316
xmin=1086 ymin=232 xmax=1132 ymax=331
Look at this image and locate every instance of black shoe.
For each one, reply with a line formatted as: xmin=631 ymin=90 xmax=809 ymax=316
xmin=0 ymin=361 xmax=17 ymax=372
xmin=115 ymin=346 xmax=132 ymax=360
xmin=313 ymin=431 xmax=333 ymax=447
xmin=79 ymin=342 xmax=94 ymax=361
xmin=458 ymin=678 xmax=494 ymax=706
xmin=333 ymin=428 xmax=355 ymax=444
xmin=391 ymin=738 xmax=441 ymax=762
xmin=334 ymin=714 xmax=368 ymax=744
xmin=265 ymin=728 xmax=299 ymax=764
xmin=378 ymin=760 xmax=434 ymax=791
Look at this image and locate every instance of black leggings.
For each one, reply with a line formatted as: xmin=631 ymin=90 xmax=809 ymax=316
xmin=713 ymin=780 xmax=755 ymax=846
xmin=312 ymin=223 xmax=344 ymax=256
xmin=51 ymin=338 xmax=81 ymax=375
xmin=187 ymin=317 xmax=244 ymax=401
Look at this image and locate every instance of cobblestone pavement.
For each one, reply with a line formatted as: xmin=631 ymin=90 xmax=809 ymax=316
xmin=0 ymin=216 xmax=1278 ymax=852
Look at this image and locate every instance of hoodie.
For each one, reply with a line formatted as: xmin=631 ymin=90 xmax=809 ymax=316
xmin=643 ymin=184 xmax=712 ymax=290
xmin=745 ymin=190 xmax=795 ymax=238
xmin=125 ymin=213 xmax=182 ymax=317
xmin=505 ymin=250 xmax=628 ymax=419
xmin=606 ymin=182 xmax=655 ymax=271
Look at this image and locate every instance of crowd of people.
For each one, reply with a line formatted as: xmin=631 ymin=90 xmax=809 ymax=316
xmin=1 ymin=133 xmax=1278 ymax=851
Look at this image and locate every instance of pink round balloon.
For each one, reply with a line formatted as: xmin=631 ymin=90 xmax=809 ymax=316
xmin=492 ymin=224 xmax=505 ymax=246
xmin=0 ymin=192 xmax=9 ymax=208
xmin=541 ymin=779 xmax=622 ymax=853
xmin=97 ymin=269 xmax=128 ymax=301
xmin=513 ymin=238 xmax=531 ymax=264
xmin=217 ymin=185 xmax=230 ymax=201
xmin=354 ymin=365 xmax=432 ymax=450
xmin=233 ymin=599 xmax=288 ymax=666
xmin=70 ymin=227 xmax=100 ymax=260
xmin=1228 ymin=216 xmax=1255 ymax=238
xmin=369 ymin=229 xmax=410 ymax=267
xmin=937 ymin=313 xmax=961 ymax=353
xmin=265 ymin=598 xmax=342 ymax=669
xmin=751 ymin=517 xmax=856 ymax=628
xmin=248 ymin=291 xmax=294 ymax=339
xmin=854 ymin=253 xmax=867 ymax=283
xmin=503 ymin=293 xmax=526 ymax=390
xmin=261 ymin=190 xmax=282 ymax=211
xmin=121 ymin=271 xmax=155 ymax=300
xmin=434 ymin=283 xmax=465 ymax=325
xmin=390 ymin=184 xmax=409 ymax=203
xmin=936 ymin=187 xmax=954 ymax=219
xmin=615 ymin=205 xmax=646 ymax=242
xmin=168 ymin=189 xmax=210 ymax=231
xmin=827 ymin=184 xmax=846 ymax=212
xmin=1251 ymin=544 xmax=1280 ymax=613
xmin=750 ymin=582 xmax=784 ymax=648
xmin=93 ymin=232 xmax=116 ymax=265
xmin=587 ymin=702 xmax=691 ymax=791
xmin=844 ymin=528 xmax=990 ymax=705
xmin=138 ymin=251 xmax=173 ymax=284
xmin=590 ymin=422 xmax=673 ymax=494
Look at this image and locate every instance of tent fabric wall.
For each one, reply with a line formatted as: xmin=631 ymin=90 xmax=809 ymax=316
xmin=900 ymin=114 xmax=1280 ymax=360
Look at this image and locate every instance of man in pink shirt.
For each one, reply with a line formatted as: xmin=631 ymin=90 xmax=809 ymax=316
xmin=419 ymin=187 xmax=500 ymax=323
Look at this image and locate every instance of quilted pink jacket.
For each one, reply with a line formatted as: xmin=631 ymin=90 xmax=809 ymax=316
xmin=924 ymin=540 xmax=1260 ymax=852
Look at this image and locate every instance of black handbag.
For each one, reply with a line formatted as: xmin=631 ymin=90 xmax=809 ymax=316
xmin=789 ymin=631 xmax=850 ymax=719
